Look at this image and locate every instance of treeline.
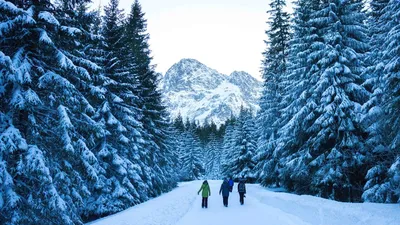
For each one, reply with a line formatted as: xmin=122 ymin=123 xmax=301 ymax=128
xmin=0 ymin=0 xmax=178 ymax=224
xmin=255 ymin=0 xmax=400 ymax=203
xmin=172 ymin=108 xmax=257 ymax=183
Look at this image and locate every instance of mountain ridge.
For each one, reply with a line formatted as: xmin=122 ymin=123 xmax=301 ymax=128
xmin=161 ymin=58 xmax=262 ymax=126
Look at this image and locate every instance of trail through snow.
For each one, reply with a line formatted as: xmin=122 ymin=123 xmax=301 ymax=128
xmin=87 ymin=180 xmax=400 ymax=225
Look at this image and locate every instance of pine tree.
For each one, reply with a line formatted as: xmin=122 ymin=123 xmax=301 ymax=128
xmin=221 ymin=118 xmax=236 ymax=177
xmin=231 ymin=109 xmax=257 ymax=180
xmin=363 ymin=0 xmax=400 ymax=203
xmin=86 ymin=0 xmax=145 ymax=218
xmin=0 ymin=115 xmax=73 ymax=224
xmin=255 ymin=0 xmax=291 ymax=186
xmin=45 ymin=1 xmax=110 ymax=220
xmin=380 ymin=0 xmax=400 ymax=203
xmin=125 ymin=0 xmax=177 ymax=195
xmin=258 ymin=0 xmax=371 ymax=201
xmin=173 ymin=113 xmax=185 ymax=132
xmin=242 ymin=110 xmax=258 ymax=181
xmin=270 ymin=0 xmax=321 ymax=192
xmin=360 ymin=0 xmax=392 ymax=203
xmin=179 ymin=129 xmax=204 ymax=181
xmin=0 ymin=0 xmax=98 ymax=223
xmin=297 ymin=0 xmax=369 ymax=201
xmin=205 ymin=133 xmax=222 ymax=179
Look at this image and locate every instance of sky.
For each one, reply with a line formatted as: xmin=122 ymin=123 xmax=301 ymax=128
xmin=90 ymin=0 xmax=283 ymax=80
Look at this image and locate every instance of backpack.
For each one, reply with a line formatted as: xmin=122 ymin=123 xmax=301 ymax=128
xmin=238 ymin=182 xmax=245 ymax=192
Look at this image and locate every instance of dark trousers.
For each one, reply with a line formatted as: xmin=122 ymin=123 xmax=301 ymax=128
xmin=202 ymin=197 xmax=208 ymax=208
xmin=229 ymin=186 xmax=233 ymax=192
xmin=223 ymin=196 xmax=229 ymax=206
xmin=239 ymin=192 xmax=245 ymax=205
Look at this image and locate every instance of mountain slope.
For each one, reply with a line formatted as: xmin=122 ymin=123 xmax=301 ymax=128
xmin=162 ymin=59 xmax=262 ymax=126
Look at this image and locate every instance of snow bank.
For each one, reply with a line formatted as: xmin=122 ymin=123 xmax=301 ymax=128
xmin=87 ymin=181 xmax=200 ymax=225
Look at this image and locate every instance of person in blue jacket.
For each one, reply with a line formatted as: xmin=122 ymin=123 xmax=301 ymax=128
xmin=228 ymin=178 xmax=234 ymax=192
xmin=219 ymin=179 xmax=230 ymax=207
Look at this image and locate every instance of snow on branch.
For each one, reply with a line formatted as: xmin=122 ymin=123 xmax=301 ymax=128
xmin=39 ymin=29 xmax=53 ymax=45
xmin=0 ymin=51 xmax=14 ymax=74
xmin=0 ymin=0 xmax=24 ymax=15
xmin=38 ymin=11 xmax=60 ymax=26
xmin=10 ymin=86 xmax=25 ymax=109
xmin=57 ymin=51 xmax=75 ymax=70
xmin=0 ymin=15 xmax=35 ymax=38
xmin=57 ymin=105 xmax=73 ymax=130
xmin=24 ymin=88 xmax=42 ymax=106
xmin=38 ymin=71 xmax=75 ymax=90
xmin=60 ymin=26 xmax=82 ymax=37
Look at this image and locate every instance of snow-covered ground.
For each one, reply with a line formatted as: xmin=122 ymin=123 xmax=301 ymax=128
xmin=87 ymin=180 xmax=400 ymax=225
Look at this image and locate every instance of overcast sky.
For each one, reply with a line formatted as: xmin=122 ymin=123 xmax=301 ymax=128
xmin=90 ymin=0 xmax=288 ymax=80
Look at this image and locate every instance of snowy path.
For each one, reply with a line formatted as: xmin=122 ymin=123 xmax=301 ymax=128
xmin=175 ymin=181 xmax=308 ymax=225
xmin=88 ymin=180 xmax=400 ymax=225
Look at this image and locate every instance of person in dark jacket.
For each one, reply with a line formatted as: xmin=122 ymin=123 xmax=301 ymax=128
xmin=219 ymin=179 xmax=230 ymax=207
xmin=237 ymin=178 xmax=246 ymax=205
xmin=198 ymin=180 xmax=211 ymax=208
xmin=228 ymin=178 xmax=234 ymax=192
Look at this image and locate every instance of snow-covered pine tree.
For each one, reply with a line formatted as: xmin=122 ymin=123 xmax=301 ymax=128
xmin=204 ymin=133 xmax=222 ymax=179
xmin=125 ymin=0 xmax=177 ymax=196
xmin=172 ymin=115 xmax=184 ymax=149
xmin=378 ymin=0 xmax=400 ymax=203
xmin=204 ymin=152 xmax=216 ymax=179
xmin=37 ymin=0 xmax=116 ymax=220
xmin=0 ymin=0 xmax=100 ymax=223
xmin=163 ymin=123 xmax=180 ymax=183
xmin=272 ymin=0 xmax=321 ymax=192
xmin=180 ymin=128 xmax=204 ymax=181
xmin=171 ymin=116 xmax=204 ymax=181
xmin=230 ymin=109 xmax=256 ymax=181
xmin=360 ymin=0 xmax=392 ymax=203
xmin=363 ymin=0 xmax=400 ymax=203
xmin=165 ymin=115 xmax=183 ymax=180
xmin=0 ymin=113 xmax=74 ymax=224
xmin=173 ymin=129 xmax=185 ymax=179
xmin=86 ymin=0 xmax=146 ymax=219
xmin=223 ymin=109 xmax=256 ymax=181
xmin=1 ymin=34 xmax=73 ymax=223
xmin=173 ymin=113 xmax=185 ymax=133
xmin=173 ymin=114 xmax=199 ymax=180
xmin=254 ymin=0 xmax=291 ymax=186
xmin=297 ymin=0 xmax=370 ymax=201
xmin=221 ymin=118 xmax=236 ymax=177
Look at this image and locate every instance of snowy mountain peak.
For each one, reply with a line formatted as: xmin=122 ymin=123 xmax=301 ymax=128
xmin=163 ymin=58 xmax=226 ymax=92
xmin=162 ymin=59 xmax=262 ymax=126
xmin=229 ymin=71 xmax=258 ymax=83
xmin=228 ymin=71 xmax=262 ymax=101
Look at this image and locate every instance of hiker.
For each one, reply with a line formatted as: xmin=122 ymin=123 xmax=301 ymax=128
xmin=238 ymin=178 xmax=246 ymax=205
xmin=219 ymin=179 xmax=230 ymax=207
xmin=198 ymin=180 xmax=211 ymax=208
xmin=228 ymin=177 xmax=234 ymax=192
